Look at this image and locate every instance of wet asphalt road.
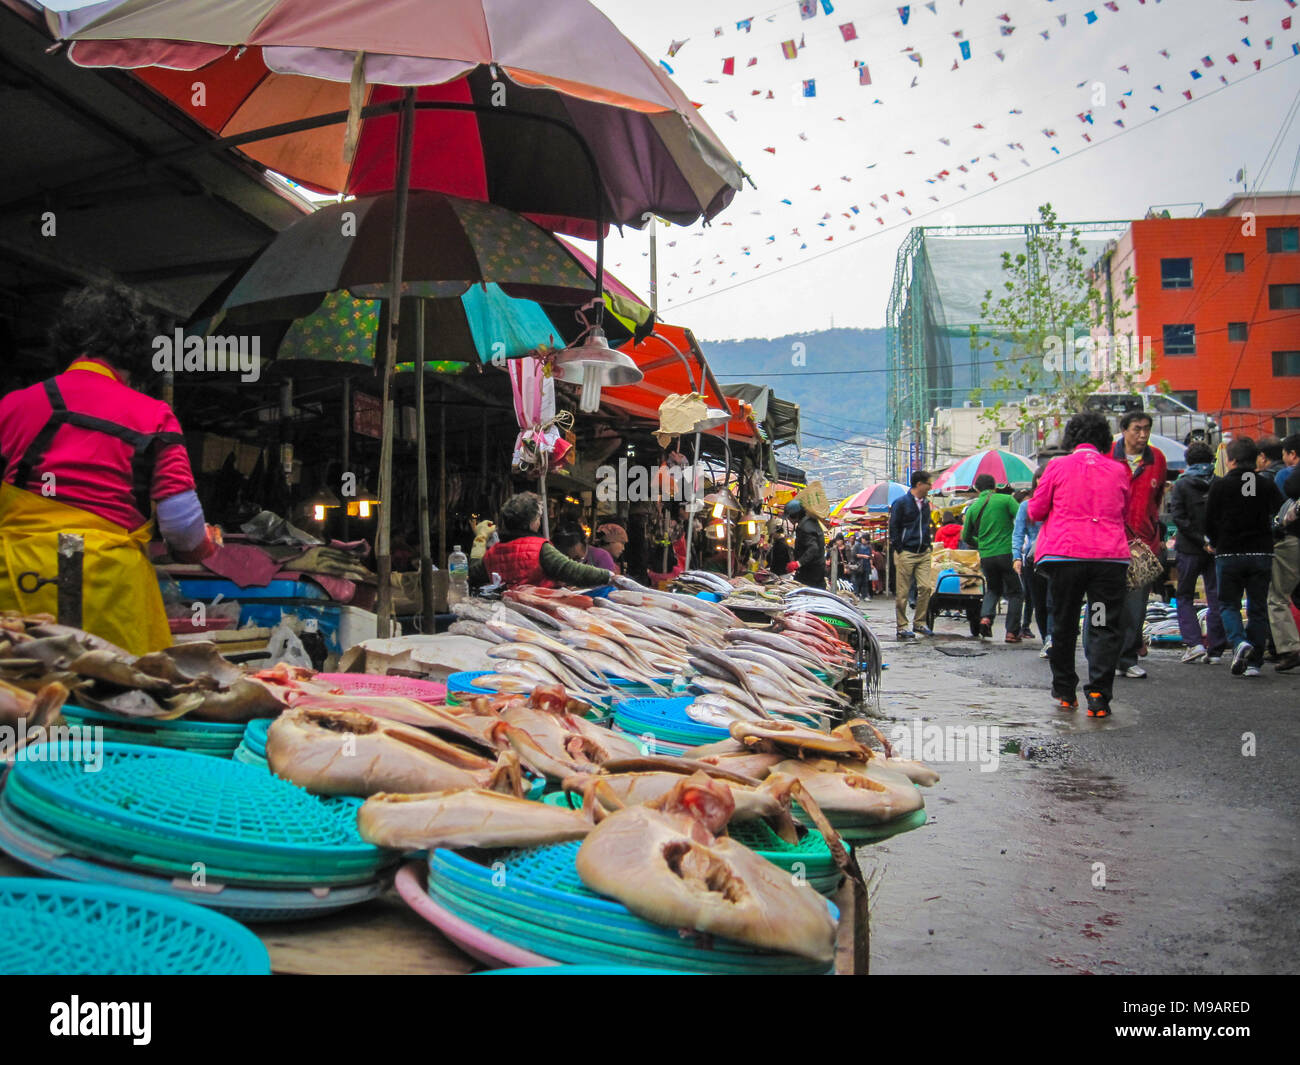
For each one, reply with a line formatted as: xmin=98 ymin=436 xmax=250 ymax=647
xmin=854 ymin=598 xmax=1299 ymax=975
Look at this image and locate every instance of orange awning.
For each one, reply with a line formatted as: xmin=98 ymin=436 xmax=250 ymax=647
xmin=603 ymin=323 xmax=757 ymax=443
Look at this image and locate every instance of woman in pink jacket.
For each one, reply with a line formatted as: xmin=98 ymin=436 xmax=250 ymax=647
xmin=1027 ymin=411 xmax=1132 ymax=717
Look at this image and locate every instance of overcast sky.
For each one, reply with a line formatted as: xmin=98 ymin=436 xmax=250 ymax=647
xmin=582 ymin=0 xmax=1300 ymax=340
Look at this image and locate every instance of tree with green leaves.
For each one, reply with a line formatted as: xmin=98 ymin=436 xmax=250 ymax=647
xmin=969 ymin=203 xmax=1139 ymax=445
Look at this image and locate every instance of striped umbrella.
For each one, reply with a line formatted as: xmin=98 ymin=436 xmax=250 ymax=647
xmin=931 ymin=449 xmax=1036 ymax=494
xmin=830 ymin=481 xmax=910 ymax=516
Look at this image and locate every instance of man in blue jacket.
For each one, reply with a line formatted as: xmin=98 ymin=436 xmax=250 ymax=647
xmin=889 ymin=470 xmax=934 ymax=639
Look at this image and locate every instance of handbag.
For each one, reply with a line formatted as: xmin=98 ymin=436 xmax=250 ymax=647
xmin=1127 ymin=537 xmax=1164 ymax=589
xmin=1272 ymin=497 xmax=1299 ymax=539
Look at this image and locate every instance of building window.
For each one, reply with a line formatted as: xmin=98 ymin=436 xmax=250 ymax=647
xmin=1277 ymin=417 xmax=1300 ymax=436
xmin=1269 ymin=284 xmax=1300 ymax=309
xmin=1224 ymin=252 xmax=1245 ymax=273
xmin=1163 ymin=323 xmax=1196 ymax=355
xmin=1266 ymin=227 xmax=1299 ymax=253
xmin=1169 ymin=391 xmax=1198 ymax=410
xmin=1227 ymin=321 xmax=1248 ymax=342
xmin=1273 ymin=351 xmax=1300 ymax=377
xmin=1230 ymin=389 xmax=1251 ymax=408
xmin=1160 ymin=257 xmax=1193 ymax=288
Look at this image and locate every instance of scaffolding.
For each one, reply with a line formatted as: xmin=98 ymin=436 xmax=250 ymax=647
xmin=885 ymin=221 xmax=1130 ymax=481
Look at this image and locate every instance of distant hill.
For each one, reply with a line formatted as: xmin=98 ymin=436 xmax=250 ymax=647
xmin=697 ymin=328 xmax=888 ymax=446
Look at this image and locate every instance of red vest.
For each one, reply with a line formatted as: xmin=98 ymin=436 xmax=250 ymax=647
xmin=483 ymin=536 xmax=555 ymax=589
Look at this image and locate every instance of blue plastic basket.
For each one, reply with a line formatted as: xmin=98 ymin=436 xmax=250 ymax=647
xmin=6 ymin=744 xmax=389 ymax=878
xmin=0 ymin=809 xmax=383 ymax=923
xmin=613 ymin=696 xmax=731 ymax=744
xmin=242 ymin=717 xmax=272 ymax=757
xmin=0 ymin=877 xmax=270 ymax=974
xmin=59 ymin=704 xmax=246 ymax=758
xmin=428 ymin=843 xmax=835 ymax=974
xmin=446 ymin=670 xmax=499 ymax=697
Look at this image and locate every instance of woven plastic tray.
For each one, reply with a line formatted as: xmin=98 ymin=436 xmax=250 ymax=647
xmin=613 ymin=696 xmax=730 ymax=743
xmin=314 ymin=673 xmax=448 ymax=701
xmin=0 ymin=807 xmax=384 ymax=922
xmin=428 ymin=843 xmax=834 ymax=973
xmin=6 ymin=744 xmax=388 ymax=874
xmin=60 ymin=703 xmax=247 ymax=737
xmin=834 ymin=806 xmax=928 ymax=843
xmin=446 ymin=670 xmax=498 ymax=697
xmin=231 ymin=744 xmax=269 ymax=769
xmin=242 ymin=717 xmax=271 ymax=757
xmin=0 ymin=877 xmax=270 ymax=975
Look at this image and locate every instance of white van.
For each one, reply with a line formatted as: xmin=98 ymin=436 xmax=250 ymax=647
xmin=1083 ymin=392 xmax=1219 ymax=445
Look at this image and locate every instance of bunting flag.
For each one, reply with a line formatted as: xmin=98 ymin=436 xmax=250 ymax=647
xmin=659 ymin=60 xmax=674 ymax=74
xmin=959 ymin=40 xmax=971 ymax=60
xmin=737 ymin=18 xmax=752 ymax=32
xmin=747 ymin=56 xmax=757 ymax=66
xmin=782 ymin=39 xmax=798 ymax=59
xmin=1059 ymin=15 xmax=1067 ymax=27
xmin=899 ymin=6 xmax=910 ymax=26
xmin=1104 ymin=1 xmax=1118 ymax=11
xmin=839 ymin=22 xmax=857 ymax=41
xmin=722 ymin=57 xmax=735 ymax=75
xmin=951 ymin=59 xmax=959 ymax=70
xmin=667 ymin=39 xmax=687 ymax=57
xmin=856 ymin=61 xmax=872 ymax=85
xmin=714 ymin=27 xmax=724 ymax=37
xmin=1040 ymin=31 xmax=1050 ymax=40
xmin=925 ymin=0 xmax=936 ymax=11
xmin=802 ymin=78 xmax=817 ymax=96
xmin=799 ymin=0 xmax=816 ymax=19
xmin=1202 ymin=56 xmax=1214 ymax=67
xmin=1285 ymin=16 xmax=1294 ymax=31
xmin=1000 ymin=25 xmax=1015 ymax=37
xmin=821 ymin=0 xmax=834 ymax=13
xmin=995 ymin=50 xmax=1005 ymax=61
xmin=1085 ymin=11 xmax=1097 ymax=25
xmin=1190 ymin=69 xmax=1201 ymax=79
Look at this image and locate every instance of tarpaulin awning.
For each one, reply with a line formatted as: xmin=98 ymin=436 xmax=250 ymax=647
xmin=721 ymin=382 xmax=801 ymax=449
xmin=603 ymin=323 xmax=756 ymax=443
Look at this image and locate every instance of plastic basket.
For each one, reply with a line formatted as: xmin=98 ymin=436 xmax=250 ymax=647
xmin=428 ymin=844 xmax=834 ymax=974
xmin=613 ymin=696 xmax=730 ymax=745
xmin=242 ymin=717 xmax=272 ymax=757
xmin=313 ymin=673 xmax=448 ymax=701
xmin=5 ymin=744 xmax=389 ymax=880
xmin=0 ymin=807 xmax=383 ymax=922
xmin=0 ymin=877 xmax=270 ymax=975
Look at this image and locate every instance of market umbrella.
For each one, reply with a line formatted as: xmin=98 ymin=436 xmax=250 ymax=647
xmin=930 ymin=449 xmax=1036 ymax=494
xmin=830 ymin=481 xmax=909 ymax=516
xmin=49 ymin=1 xmax=745 ymax=236
xmin=1149 ymin=433 xmax=1187 ymax=472
xmin=48 ymin=0 xmax=740 ymax=637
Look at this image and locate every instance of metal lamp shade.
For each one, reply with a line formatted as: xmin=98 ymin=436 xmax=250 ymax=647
xmin=552 ymin=327 xmax=643 ymax=412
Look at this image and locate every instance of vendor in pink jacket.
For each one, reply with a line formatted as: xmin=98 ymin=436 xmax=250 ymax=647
xmin=1028 ymin=411 xmax=1132 ymax=718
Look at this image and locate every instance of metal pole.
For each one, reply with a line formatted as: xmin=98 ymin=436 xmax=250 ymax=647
xmin=438 ymin=380 xmax=448 ymax=566
xmin=374 ymin=87 xmax=416 ymax=639
xmin=340 ymin=377 xmax=351 ymax=542
xmin=539 ymin=467 xmax=550 ymax=539
xmin=415 ymin=300 xmax=435 ymax=633
xmin=648 ymin=216 xmax=658 ymax=317
xmin=684 ymin=429 xmax=701 ymax=571
xmin=724 ymin=423 xmax=732 ymax=578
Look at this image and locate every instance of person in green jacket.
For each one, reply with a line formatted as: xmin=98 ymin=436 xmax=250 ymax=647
xmin=962 ymin=473 xmax=1024 ymax=641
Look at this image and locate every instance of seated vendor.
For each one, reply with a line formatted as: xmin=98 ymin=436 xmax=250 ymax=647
xmin=471 ymin=492 xmax=612 ymax=590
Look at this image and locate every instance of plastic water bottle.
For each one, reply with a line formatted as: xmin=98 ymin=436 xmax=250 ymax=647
xmin=447 ymin=545 xmax=469 ymax=606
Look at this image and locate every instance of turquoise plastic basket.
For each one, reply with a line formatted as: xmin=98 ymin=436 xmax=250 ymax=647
xmin=476 ymin=965 xmax=687 ymax=974
xmin=5 ymin=744 xmax=390 ymax=883
xmin=0 ymin=808 xmax=383 ymax=922
xmin=59 ymin=704 xmax=247 ymax=757
xmin=242 ymin=717 xmax=271 ymax=757
xmin=428 ymin=843 xmax=835 ymax=974
xmin=0 ymin=877 xmax=270 ymax=975
xmin=446 ymin=671 xmax=498 ymax=701
xmin=613 ymin=696 xmax=730 ymax=748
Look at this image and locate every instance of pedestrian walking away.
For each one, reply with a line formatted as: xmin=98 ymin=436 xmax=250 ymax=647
xmin=962 ymin=473 xmax=1022 ymax=641
xmin=1013 ymin=468 xmax=1050 ymax=644
xmin=889 ymin=470 xmax=934 ymax=638
xmin=1204 ymin=436 xmax=1284 ymax=678
xmin=1028 ymin=412 xmax=1132 ymax=717
xmin=1265 ymin=434 xmax=1300 ymax=672
xmin=1166 ymin=441 xmax=1228 ymax=663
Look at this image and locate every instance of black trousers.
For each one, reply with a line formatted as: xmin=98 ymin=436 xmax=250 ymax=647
xmin=979 ymin=554 xmax=1023 ymax=635
xmin=1040 ymin=560 xmax=1127 ymax=701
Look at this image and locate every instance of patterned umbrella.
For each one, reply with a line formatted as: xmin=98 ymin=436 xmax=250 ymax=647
xmin=931 ymin=449 xmax=1036 ymax=494
xmin=50 ymin=0 xmax=744 ymax=236
xmin=830 ymin=481 xmax=910 ymax=516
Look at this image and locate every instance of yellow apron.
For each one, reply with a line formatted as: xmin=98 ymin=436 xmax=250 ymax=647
xmin=0 ymin=482 xmax=171 ymax=655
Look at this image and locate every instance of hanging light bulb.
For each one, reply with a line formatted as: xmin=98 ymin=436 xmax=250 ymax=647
xmin=714 ymin=522 xmax=727 ymax=540
xmin=552 ymin=326 xmax=643 ymax=413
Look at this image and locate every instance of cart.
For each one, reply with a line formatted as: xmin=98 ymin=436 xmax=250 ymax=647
xmin=924 ymin=547 xmax=985 ymax=637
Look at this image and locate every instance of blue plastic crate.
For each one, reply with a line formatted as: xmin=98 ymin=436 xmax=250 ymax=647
xmin=175 ymin=577 xmax=329 ymax=601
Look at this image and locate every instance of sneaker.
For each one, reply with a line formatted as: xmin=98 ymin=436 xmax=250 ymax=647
xmin=1181 ymin=645 xmax=1208 ymax=664
xmin=1039 ymin=637 xmax=1052 ymax=659
xmin=978 ymin=619 xmax=993 ymax=639
xmin=1121 ymin=665 xmax=1147 ymax=679
xmin=1231 ymin=641 xmax=1253 ymax=676
xmin=1084 ymin=689 xmax=1111 ymax=718
xmin=914 ymin=625 xmax=934 ymax=637
xmin=1276 ymin=652 xmax=1300 ymax=673
xmin=896 ymin=630 xmax=917 ymax=641
xmin=1242 ymin=665 xmax=1262 ymax=678
xmin=1005 ymin=632 xmax=1022 ymax=644
xmin=1052 ymin=695 xmax=1078 ymax=712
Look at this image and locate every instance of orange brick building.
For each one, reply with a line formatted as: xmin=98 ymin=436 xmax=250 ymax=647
xmin=1103 ymin=192 xmax=1300 ymax=440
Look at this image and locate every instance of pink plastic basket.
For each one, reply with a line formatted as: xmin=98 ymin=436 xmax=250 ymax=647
xmin=313 ymin=673 xmax=448 ymax=702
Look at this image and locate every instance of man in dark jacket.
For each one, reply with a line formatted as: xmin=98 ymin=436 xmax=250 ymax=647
xmin=888 ymin=470 xmax=934 ymax=638
xmin=784 ymin=499 xmax=826 ymax=588
xmin=1166 ymin=442 xmax=1227 ymax=662
xmin=1205 ymin=436 xmax=1285 ymax=677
